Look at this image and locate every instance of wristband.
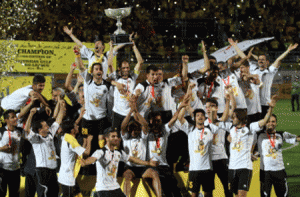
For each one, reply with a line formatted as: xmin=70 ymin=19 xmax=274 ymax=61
xmin=75 ymin=54 xmax=81 ymax=58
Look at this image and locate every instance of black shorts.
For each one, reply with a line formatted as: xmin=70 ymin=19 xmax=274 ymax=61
xmin=260 ymin=169 xmax=288 ymax=197
xmin=112 ymin=112 xmax=126 ymax=134
xmin=94 ymin=188 xmax=126 ymax=197
xmin=188 ymin=170 xmax=215 ymax=193
xmin=81 ymin=117 xmax=109 ymax=136
xmin=123 ymin=165 xmax=148 ymax=178
xmin=228 ymin=169 xmax=252 ymax=194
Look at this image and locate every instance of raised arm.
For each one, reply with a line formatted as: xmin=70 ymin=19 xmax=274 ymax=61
xmin=131 ymin=33 xmax=144 ymax=73
xmin=199 ymin=40 xmax=210 ymax=74
xmin=65 ymin=63 xmax=76 ymax=92
xmin=63 ymin=26 xmax=83 ymax=48
xmin=73 ymin=45 xmax=86 ymax=73
xmin=29 ymin=91 xmax=50 ymax=115
xmin=230 ymin=49 xmax=253 ymax=72
xmin=258 ymin=95 xmax=278 ymax=128
xmin=55 ymin=101 xmax=66 ymax=125
xmin=130 ymin=100 xmax=149 ymax=135
xmin=73 ymin=74 xmax=84 ymax=94
xmin=219 ymin=90 xmax=232 ymax=122
xmin=18 ymin=95 xmax=38 ymax=120
xmin=24 ymin=108 xmax=37 ymax=135
xmin=121 ymin=108 xmax=135 ymax=136
xmin=181 ymin=55 xmax=189 ymax=82
xmin=272 ymin=43 xmax=298 ymax=68
xmin=228 ymin=38 xmax=246 ymax=58
xmin=107 ymin=41 xmax=115 ymax=74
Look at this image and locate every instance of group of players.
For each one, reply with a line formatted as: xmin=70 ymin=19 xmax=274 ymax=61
xmin=0 ymin=26 xmax=299 ymax=197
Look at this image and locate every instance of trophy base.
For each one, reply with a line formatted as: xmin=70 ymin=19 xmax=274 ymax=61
xmin=110 ymin=34 xmax=133 ymax=45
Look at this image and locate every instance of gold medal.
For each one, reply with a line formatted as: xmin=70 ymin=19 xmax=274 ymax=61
xmin=199 ymin=140 xmax=204 ymax=146
xmin=236 ymin=144 xmax=240 ymax=149
xmin=157 ymin=149 xmax=161 ymax=154
xmin=132 ymin=150 xmax=137 ymax=155
xmin=271 ymin=148 xmax=276 ymax=153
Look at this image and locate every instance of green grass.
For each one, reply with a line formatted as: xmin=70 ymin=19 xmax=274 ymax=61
xmin=273 ymin=99 xmax=300 ymax=197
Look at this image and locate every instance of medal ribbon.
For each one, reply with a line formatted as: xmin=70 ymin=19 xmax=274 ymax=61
xmin=200 ymin=128 xmax=204 ymax=141
xmin=222 ymin=76 xmax=230 ymax=86
xmin=156 ymin=137 xmax=160 ymax=149
xmin=151 ymin=85 xmax=155 ymax=99
xmin=8 ymin=130 xmax=12 ymax=147
xmin=207 ymin=82 xmax=214 ymax=98
xmin=266 ymin=133 xmax=276 ymax=148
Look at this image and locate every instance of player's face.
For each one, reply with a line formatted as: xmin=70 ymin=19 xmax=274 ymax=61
xmin=94 ymin=41 xmax=105 ymax=55
xmin=232 ymin=112 xmax=240 ymax=126
xmin=258 ymin=55 xmax=269 ymax=68
xmin=266 ymin=116 xmax=277 ymax=132
xmin=33 ymin=83 xmax=45 ymax=93
xmin=147 ymin=70 xmax=158 ymax=85
xmin=205 ymin=102 xmax=217 ymax=115
xmin=121 ymin=62 xmax=130 ymax=77
xmin=92 ymin=64 xmax=103 ymax=80
xmin=131 ymin=129 xmax=141 ymax=138
xmin=217 ymin=63 xmax=227 ymax=71
xmin=108 ymin=132 xmax=120 ymax=147
xmin=72 ymin=124 xmax=80 ymax=134
xmin=195 ymin=112 xmax=205 ymax=125
xmin=52 ymin=90 xmax=61 ymax=103
xmin=157 ymin=69 xmax=163 ymax=83
xmin=39 ymin=121 xmax=50 ymax=137
xmin=240 ymin=65 xmax=249 ymax=75
xmin=151 ymin=116 xmax=162 ymax=132
xmin=78 ymin=93 xmax=84 ymax=105
xmin=209 ymin=70 xmax=219 ymax=80
xmin=5 ymin=113 xmax=18 ymax=127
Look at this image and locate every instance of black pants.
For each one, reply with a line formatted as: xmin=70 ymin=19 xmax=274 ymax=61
xmin=260 ymin=170 xmax=288 ymax=197
xmin=112 ymin=112 xmax=126 ymax=135
xmin=291 ymin=94 xmax=299 ymax=111
xmin=93 ymin=188 xmax=126 ymax=197
xmin=35 ymin=168 xmax=59 ymax=197
xmin=212 ymin=159 xmax=233 ymax=197
xmin=24 ymin=173 xmax=38 ymax=197
xmin=60 ymin=182 xmax=81 ymax=197
xmin=0 ymin=168 xmax=20 ymax=197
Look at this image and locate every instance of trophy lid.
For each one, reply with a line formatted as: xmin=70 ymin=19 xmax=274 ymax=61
xmin=104 ymin=7 xmax=132 ymax=19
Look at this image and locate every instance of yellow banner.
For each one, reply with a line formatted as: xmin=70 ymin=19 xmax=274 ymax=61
xmin=1 ymin=40 xmax=113 ymax=74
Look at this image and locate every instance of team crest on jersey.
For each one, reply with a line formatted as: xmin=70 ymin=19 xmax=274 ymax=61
xmin=213 ymin=134 xmax=218 ymax=145
xmin=195 ymin=139 xmax=206 ymax=155
xmin=232 ymin=86 xmax=238 ymax=96
xmin=265 ymin=145 xmax=277 ymax=159
xmin=107 ymin=164 xmax=117 ymax=177
xmin=90 ymin=93 xmax=104 ymax=107
xmin=232 ymin=141 xmax=243 ymax=152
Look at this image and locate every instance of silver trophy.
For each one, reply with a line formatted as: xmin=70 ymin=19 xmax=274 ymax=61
xmin=104 ymin=7 xmax=133 ymax=45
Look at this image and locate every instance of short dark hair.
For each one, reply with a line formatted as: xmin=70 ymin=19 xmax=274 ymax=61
xmin=91 ymin=62 xmax=103 ymax=72
xmin=148 ymin=111 xmax=162 ymax=122
xmin=61 ymin=120 xmax=75 ymax=134
xmin=233 ymin=109 xmax=248 ymax=125
xmin=208 ymin=55 xmax=216 ymax=61
xmin=271 ymin=114 xmax=277 ymax=122
xmin=33 ymin=74 xmax=45 ymax=85
xmin=119 ymin=59 xmax=130 ymax=69
xmin=104 ymin=127 xmax=118 ymax=138
xmin=217 ymin=61 xmax=227 ymax=68
xmin=206 ymin=98 xmax=218 ymax=107
xmin=146 ymin=65 xmax=158 ymax=74
xmin=128 ymin=120 xmax=142 ymax=132
xmin=259 ymin=54 xmax=270 ymax=61
xmin=32 ymin=119 xmax=45 ymax=133
xmin=242 ymin=61 xmax=250 ymax=67
xmin=193 ymin=109 xmax=206 ymax=118
xmin=3 ymin=109 xmax=16 ymax=120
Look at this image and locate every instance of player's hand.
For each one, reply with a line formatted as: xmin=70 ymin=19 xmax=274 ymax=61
xmin=149 ymin=158 xmax=159 ymax=167
xmin=182 ymin=55 xmax=189 ymax=64
xmin=63 ymin=26 xmax=73 ymax=35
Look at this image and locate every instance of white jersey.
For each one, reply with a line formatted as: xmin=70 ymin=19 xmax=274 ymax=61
xmin=1 ymin=85 xmax=33 ymax=111
xmin=154 ymin=77 xmax=182 ymax=114
xmin=219 ymin=69 xmax=247 ymax=109
xmin=81 ymin=70 xmax=112 ymax=120
xmin=147 ymin=124 xmax=172 ymax=166
xmin=246 ymin=83 xmax=262 ymax=115
xmin=92 ymin=146 xmax=129 ymax=191
xmin=204 ymin=119 xmax=228 ymax=161
xmin=0 ymin=126 xmax=22 ymax=171
xmin=80 ymin=45 xmax=117 ymax=80
xmin=58 ymin=135 xmax=86 ymax=186
xmin=219 ymin=121 xmax=262 ymax=170
xmin=251 ymin=65 xmax=278 ymax=106
xmin=112 ymin=72 xmax=139 ymax=116
xmin=196 ymin=78 xmax=223 ymax=112
xmin=257 ymin=131 xmax=297 ymax=171
xmin=122 ymin=131 xmax=148 ymax=167
xmin=176 ymin=120 xmax=218 ymax=171
xmin=27 ymin=122 xmax=60 ymax=169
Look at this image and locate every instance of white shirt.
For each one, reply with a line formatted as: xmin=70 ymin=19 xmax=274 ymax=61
xmin=122 ymin=131 xmax=148 ymax=167
xmin=113 ymin=72 xmax=139 ymax=116
xmin=0 ymin=126 xmax=22 ymax=170
xmin=176 ymin=120 xmax=218 ymax=171
xmin=92 ymin=146 xmax=129 ymax=191
xmin=251 ymin=65 xmax=278 ymax=106
xmin=204 ymin=119 xmax=228 ymax=161
xmin=246 ymin=83 xmax=262 ymax=115
xmin=147 ymin=124 xmax=172 ymax=166
xmin=219 ymin=69 xmax=247 ymax=109
xmin=257 ymin=131 xmax=297 ymax=171
xmin=27 ymin=122 xmax=60 ymax=169
xmin=81 ymin=70 xmax=112 ymax=120
xmin=219 ymin=121 xmax=262 ymax=170
xmin=58 ymin=134 xmax=86 ymax=186
xmin=80 ymin=45 xmax=117 ymax=80
xmin=1 ymin=85 xmax=33 ymax=111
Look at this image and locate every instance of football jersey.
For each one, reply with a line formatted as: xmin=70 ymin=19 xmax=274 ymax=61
xmin=81 ymin=70 xmax=112 ymax=120
xmin=27 ymin=122 xmax=60 ymax=169
xmin=147 ymin=124 xmax=172 ymax=166
xmin=257 ymin=131 xmax=297 ymax=171
xmin=176 ymin=120 xmax=218 ymax=171
xmin=92 ymin=146 xmax=129 ymax=191
xmin=0 ymin=126 xmax=23 ymax=170
xmin=58 ymin=134 xmax=86 ymax=186
xmin=122 ymin=131 xmax=148 ymax=167
xmin=219 ymin=121 xmax=262 ymax=170
xmin=112 ymin=72 xmax=139 ymax=116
